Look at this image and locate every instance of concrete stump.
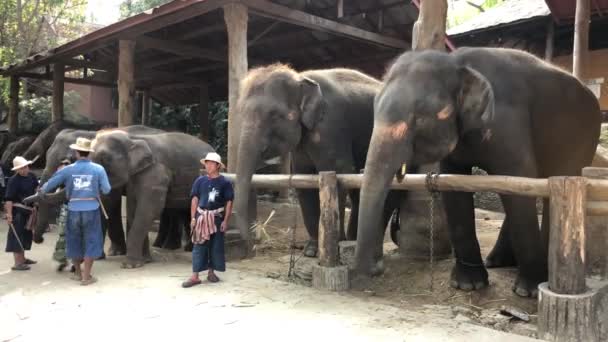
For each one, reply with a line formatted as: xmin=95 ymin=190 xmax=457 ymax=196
xmin=538 ymin=279 xmax=608 ymax=342
xmin=312 ymin=264 xmax=349 ymax=291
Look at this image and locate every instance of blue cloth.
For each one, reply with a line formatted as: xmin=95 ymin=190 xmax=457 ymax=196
xmin=190 ymin=175 xmax=234 ymax=211
xmin=192 ymin=231 xmax=225 ymax=272
xmin=41 ymin=159 xmax=111 ymax=211
xmin=65 ymin=209 xmax=103 ymax=259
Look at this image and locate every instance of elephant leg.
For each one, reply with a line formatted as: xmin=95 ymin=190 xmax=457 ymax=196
xmin=153 ymin=209 xmax=170 ymax=248
xmin=484 ymin=218 xmax=517 ymax=268
xmin=122 ymin=191 xmax=155 ymax=268
xmin=106 ymin=191 xmax=126 ymax=256
xmin=502 ymin=194 xmax=546 ymax=297
xmin=440 ymin=162 xmax=489 ymax=291
xmin=163 ymin=209 xmax=182 ymax=250
xmin=346 ymin=190 xmax=360 ymax=240
xmin=296 ymin=189 xmax=321 ymax=257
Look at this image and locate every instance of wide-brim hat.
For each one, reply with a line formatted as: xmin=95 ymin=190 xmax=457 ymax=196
xmin=200 ymin=152 xmax=225 ymax=169
xmin=69 ymin=137 xmax=94 ymax=152
xmin=12 ymin=156 xmax=34 ymax=171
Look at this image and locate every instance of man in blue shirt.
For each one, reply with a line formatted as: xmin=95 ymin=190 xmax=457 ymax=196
xmin=40 ymin=137 xmax=111 ymax=286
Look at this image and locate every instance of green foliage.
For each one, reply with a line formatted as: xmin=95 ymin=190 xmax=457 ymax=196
xmin=447 ymin=0 xmax=505 ymax=29
xmin=119 ymin=0 xmax=172 ymax=18
xmin=209 ymin=101 xmax=228 ymax=159
xmin=18 ymin=90 xmax=92 ymax=133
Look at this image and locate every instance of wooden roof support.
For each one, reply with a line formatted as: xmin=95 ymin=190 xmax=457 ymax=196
xmin=52 ymin=63 xmax=65 ymax=122
xmin=243 ymin=0 xmax=409 ymax=49
xmin=545 ymin=18 xmax=555 ymax=62
xmin=61 ymin=58 xmax=113 ymax=72
xmin=137 ymin=36 xmax=225 ymax=62
xmin=118 ymin=40 xmax=136 ymax=127
xmin=573 ymin=0 xmax=590 ymax=80
xmin=412 ymin=0 xmax=447 ymax=51
xmin=8 ymin=76 xmax=19 ymax=134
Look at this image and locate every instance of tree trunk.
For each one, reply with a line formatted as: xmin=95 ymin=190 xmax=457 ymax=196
xmin=118 ymin=40 xmax=136 ymax=127
xmin=224 ymin=3 xmax=248 ymax=172
xmin=573 ymin=0 xmax=590 ymax=80
xmin=8 ymin=76 xmax=19 ymax=134
xmin=412 ymin=0 xmax=447 ymax=51
xmin=52 ymin=63 xmax=65 ymax=122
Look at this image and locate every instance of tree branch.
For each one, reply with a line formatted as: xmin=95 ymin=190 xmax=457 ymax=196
xmin=466 ymin=1 xmax=485 ymax=12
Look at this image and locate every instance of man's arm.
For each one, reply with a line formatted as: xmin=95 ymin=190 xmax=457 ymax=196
xmin=4 ymin=201 xmax=13 ymax=224
xmin=190 ymin=196 xmax=199 ymax=227
xmin=98 ymin=168 xmax=111 ymax=195
xmin=40 ymin=169 xmax=67 ymax=194
xmin=221 ymin=200 xmax=233 ymax=232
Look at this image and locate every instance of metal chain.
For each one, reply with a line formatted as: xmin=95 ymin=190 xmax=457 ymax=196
xmin=287 ymin=152 xmax=299 ymax=280
xmin=425 ymin=172 xmax=440 ymax=292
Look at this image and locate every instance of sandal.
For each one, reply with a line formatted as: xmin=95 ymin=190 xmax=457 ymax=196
xmin=207 ymin=273 xmax=220 ymax=283
xmin=70 ymin=274 xmax=82 ymax=281
xmin=80 ymin=276 xmax=97 ymax=286
xmin=181 ymin=278 xmax=202 ymax=288
xmin=11 ymin=264 xmax=30 ymax=271
xmin=24 ymin=258 xmax=37 ymax=265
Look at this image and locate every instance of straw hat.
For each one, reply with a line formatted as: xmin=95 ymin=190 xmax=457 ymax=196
xmin=200 ymin=152 xmax=224 ymax=169
xmin=11 ymin=156 xmax=34 ymax=171
xmin=69 ymin=137 xmax=94 ymax=152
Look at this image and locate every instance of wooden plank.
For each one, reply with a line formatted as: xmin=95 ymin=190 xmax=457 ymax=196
xmin=52 ymin=63 xmax=65 ymax=122
xmin=412 ymin=0 xmax=447 ymax=51
xmin=118 ymin=40 xmax=136 ymax=127
xmin=137 ymin=36 xmax=225 ymax=62
xmin=8 ymin=76 xmax=19 ymax=134
xmin=224 ymin=3 xmax=248 ymax=173
xmin=548 ymin=177 xmax=587 ymax=294
xmin=244 ymin=0 xmax=409 ymax=49
xmin=318 ymin=171 xmax=340 ymax=267
xmin=573 ymin=0 xmax=590 ymax=79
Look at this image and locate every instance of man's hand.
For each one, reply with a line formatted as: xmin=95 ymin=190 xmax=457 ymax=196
xmin=220 ymin=220 xmax=228 ymax=232
xmin=6 ymin=214 xmax=12 ymax=224
xmin=190 ymin=218 xmax=197 ymax=229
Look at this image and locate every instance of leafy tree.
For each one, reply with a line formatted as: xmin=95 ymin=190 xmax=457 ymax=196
xmin=18 ymin=90 xmax=92 ymax=133
xmin=119 ymin=0 xmax=171 ymax=18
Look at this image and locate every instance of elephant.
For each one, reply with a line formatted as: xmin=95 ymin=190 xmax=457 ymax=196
xmin=23 ymin=120 xmax=101 ymax=168
xmin=233 ymin=64 xmax=400 ymax=257
xmin=90 ymin=130 xmax=214 ymax=268
xmin=354 ymin=47 xmax=601 ymax=297
xmin=1 ymin=135 xmax=36 ymax=172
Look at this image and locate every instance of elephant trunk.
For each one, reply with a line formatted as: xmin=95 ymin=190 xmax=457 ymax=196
xmin=355 ymin=123 xmax=411 ymax=276
xmin=33 ymin=189 xmax=67 ymax=238
xmin=234 ymin=129 xmax=264 ymax=245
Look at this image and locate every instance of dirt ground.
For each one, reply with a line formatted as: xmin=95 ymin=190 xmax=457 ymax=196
xmin=0 ymin=200 xmax=542 ymax=341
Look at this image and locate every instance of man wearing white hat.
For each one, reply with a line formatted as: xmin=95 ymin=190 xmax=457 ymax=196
xmin=4 ymin=156 xmax=39 ymax=271
xmin=182 ymin=152 xmax=234 ymax=288
xmin=39 ymin=137 xmax=111 ymax=285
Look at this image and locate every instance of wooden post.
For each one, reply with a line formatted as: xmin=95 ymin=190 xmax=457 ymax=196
xmin=118 ymin=40 xmax=136 ymax=127
xmin=223 ymin=3 xmax=248 ymax=172
xmin=545 ymin=18 xmax=555 ymax=62
xmin=278 ymin=152 xmax=290 ymax=199
xmin=142 ymin=89 xmax=151 ymax=125
xmin=548 ymin=176 xmax=587 ymax=294
xmin=573 ymin=0 xmax=590 ymax=79
xmin=52 ymin=63 xmax=65 ymax=122
xmin=412 ymin=0 xmax=447 ymax=51
xmin=582 ymin=167 xmax=608 ymax=279
xmin=337 ymin=0 xmax=344 ymax=18
xmin=8 ymin=76 xmax=19 ymax=134
xmin=312 ymin=171 xmax=349 ymax=291
xmin=199 ymin=84 xmax=210 ymax=141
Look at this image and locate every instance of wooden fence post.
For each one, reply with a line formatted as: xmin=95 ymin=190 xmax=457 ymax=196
xmin=582 ymin=167 xmax=608 ymax=279
xmin=312 ymin=171 xmax=349 ymax=291
xmin=539 ymin=176 xmax=601 ymax=342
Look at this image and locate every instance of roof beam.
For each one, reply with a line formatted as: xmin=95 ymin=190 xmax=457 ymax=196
xmin=137 ymin=36 xmax=226 ymax=62
xmin=243 ymin=0 xmax=409 ymax=49
xmin=61 ymin=58 xmax=114 ymax=71
xmin=16 ymin=72 xmax=116 ymax=88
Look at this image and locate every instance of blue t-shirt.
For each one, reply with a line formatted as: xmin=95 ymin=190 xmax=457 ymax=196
xmin=190 ymin=175 xmax=234 ymax=212
xmin=41 ymin=159 xmax=111 ymax=211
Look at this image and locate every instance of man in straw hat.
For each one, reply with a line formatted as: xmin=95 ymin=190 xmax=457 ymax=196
xmin=4 ymin=156 xmax=39 ymax=271
xmin=182 ymin=152 xmax=233 ymax=288
xmin=38 ymin=137 xmax=111 ymax=285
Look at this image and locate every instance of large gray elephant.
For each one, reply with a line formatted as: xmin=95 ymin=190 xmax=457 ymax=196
xmin=33 ymin=126 xmax=167 ymax=256
xmin=233 ymin=64 xmax=400 ymax=257
xmin=355 ymin=47 xmax=601 ymax=297
xmin=90 ymin=130 xmax=214 ymax=267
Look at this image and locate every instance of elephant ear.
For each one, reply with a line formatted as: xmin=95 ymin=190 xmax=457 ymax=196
xmin=128 ymin=139 xmax=154 ymax=175
xmin=299 ymin=77 xmax=323 ymax=129
xmin=458 ymin=66 xmax=494 ymax=134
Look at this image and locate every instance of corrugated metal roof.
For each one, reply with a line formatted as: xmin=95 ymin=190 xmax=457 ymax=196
xmin=545 ymin=0 xmax=608 ymax=21
xmin=447 ymin=0 xmax=550 ymax=36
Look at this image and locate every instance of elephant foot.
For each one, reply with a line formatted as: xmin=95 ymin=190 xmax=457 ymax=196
xmin=303 ymin=240 xmax=318 ymax=258
xmin=450 ymin=260 xmax=489 ymax=291
xmin=108 ymin=245 xmax=127 ymax=256
xmin=162 ymin=240 xmax=181 ymax=250
xmin=183 ymin=241 xmax=193 ymax=252
xmin=485 ymin=247 xmax=517 ymax=268
xmin=511 ymin=270 xmax=546 ymax=298
xmin=354 ymin=258 xmax=385 ymax=277
xmin=121 ymin=258 xmax=145 ymax=269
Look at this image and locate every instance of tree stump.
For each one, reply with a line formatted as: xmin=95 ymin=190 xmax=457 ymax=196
xmin=312 ymin=171 xmax=349 ymax=291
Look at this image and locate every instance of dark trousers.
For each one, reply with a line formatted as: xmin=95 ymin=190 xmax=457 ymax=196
xmin=5 ymin=209 xmax=32 ymax=253
xmin=192 ymin=230 xmax=226 ymax=272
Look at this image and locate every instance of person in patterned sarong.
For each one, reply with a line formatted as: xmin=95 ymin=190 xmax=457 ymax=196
xmin=182 ymin=152 xmax=233 ymax=288
xmin=52 ymin=159 xmax=72 ymax=271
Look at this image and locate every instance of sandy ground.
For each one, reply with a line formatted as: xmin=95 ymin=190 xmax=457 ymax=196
xmin=0 ymin=202 xmax=542 ymax=342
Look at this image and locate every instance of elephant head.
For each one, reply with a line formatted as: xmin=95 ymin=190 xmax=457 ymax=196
xmin=233 ymin=64 xmax=324 ymax=240
xmin=91 ymin=131 xmax=155 ymax=188
xmin=355 ymin=50 xmax=494 ymax=276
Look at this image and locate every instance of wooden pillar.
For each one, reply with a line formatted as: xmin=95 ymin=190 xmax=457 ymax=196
xmin=141 ymin=89 xmax=151 ymax=125
xmin=8 ymin=76 xmax=19 ymax=134
xmin=573 ymin=0 xmax=590 ymax=79
xmin=412 ymin=0 xmax=448 ymax=51
xmin=52 ymin=63 xmax=65 ymax=122
xmin=545 ymin=18 xmax=555 ymax=62
xmin=118 ymin=40 xmax=136 ymax=127
xmin=278 ymin=153 xmax=290 ymax=199
xmin=223 ymin=3 xmax=248 ymax=172
xmin=582 ymin=167 xmax=608 ymax=279
xmin=199 ymin=84 xmax=210 ymax=141
xmin=548 ymin=177 xmax=587 ymax=294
